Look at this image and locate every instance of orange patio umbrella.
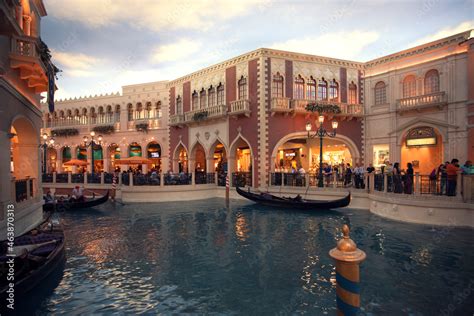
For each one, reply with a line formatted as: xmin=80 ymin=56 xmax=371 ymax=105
xmin=114 ymin=156 xmax=152 ymax=165
xmin=63 ymin=159 xmax=88 ymax=166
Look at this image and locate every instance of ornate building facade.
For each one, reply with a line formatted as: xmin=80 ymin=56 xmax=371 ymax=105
xmin=42 ymin=30 xmax=473 ymax=188
xmin=40 ymin=81 xmax=169 ymax=174
xmin=1 ymin=0 xmax=53 ymax=236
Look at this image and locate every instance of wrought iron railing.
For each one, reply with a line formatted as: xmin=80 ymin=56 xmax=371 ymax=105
xmin=164 ymin=173 xmax=192 ymax=185
xmin=232 ymin=172 xmax=252 ymax=187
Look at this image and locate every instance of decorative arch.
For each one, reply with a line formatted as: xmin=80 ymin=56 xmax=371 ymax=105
xmin=424 ymin=69 xmax=440 ymax=94
xmin=269 ymin=131 xmax=361 ymax=171
xmin=402 ymin=74 xmax=417 ymax=98
xmin=189 ymin=140 xmax=207 ymax=172
xmin=9 ymin=115 xmax=40 ymax=180
xmin=172 ymin=141 xmax=189 ymax=173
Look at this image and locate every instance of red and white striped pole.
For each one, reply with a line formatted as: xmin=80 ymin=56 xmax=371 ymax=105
xmin=111 ymin=173 xmax=117 ymax=201
xmin=225 ymin=174 xmax=229 ymax=202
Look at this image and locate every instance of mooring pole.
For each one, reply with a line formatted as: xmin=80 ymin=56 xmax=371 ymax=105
xmin=329 ymin=224 xmax=366 ymax=315
xmin=225 ymin=174 xmax=230 ymax=202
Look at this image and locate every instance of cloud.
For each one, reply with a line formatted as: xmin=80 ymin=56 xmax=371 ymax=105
xmin=410 ymin=21 xmax=474 ymax=47
xmin=45 ymin=0 xmax=263 ymax=32
xmin=151 ymin=39 xmax=201 ymax=64
xmin=269 ymin=30 xmax=380 ymax=60
xmin=52 ymin=51 xmax=102 ymax=77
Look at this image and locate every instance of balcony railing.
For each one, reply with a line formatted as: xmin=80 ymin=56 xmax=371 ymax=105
xmin=184 ymin=104 xmax=227 ymax=123
xmin=229 ymin=99 xmax=251 ymax=116
xmin=397 ymin=91 xmax=447 ymax=112
xmin=291 ymin=99 xmax=364 ymax=116
xmin=46 ymin=114 xmax=120 ymax=129
xmin=11 ymin=35 xmax=42 ymax=61
xmin=270 ymin=97 xmax=291 ymax=113
xmin=170 ymin=114 xmax=185 ymax=126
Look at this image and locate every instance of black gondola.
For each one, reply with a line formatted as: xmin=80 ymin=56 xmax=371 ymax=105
xmin=43 ymin=190 xmax=109 ymax=212
xmin=0 ymin=225 xmax=65 ymax=299
xmin=236 ymin=186 xmax=351 ymax=210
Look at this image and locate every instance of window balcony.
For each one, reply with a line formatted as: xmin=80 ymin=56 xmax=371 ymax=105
xmin=170 ymin=114 xmax=185 ymax=126
xmin=184 ymin=104 xmax=227 ymax=123
xmin=270 ymin=97 xmax=291 ymax=115
xmin=291 ymin=99 xmax=364 ymax=117
xmin=9 ymin=35 xmax=49 ymax=93
xmin=397 ymin=91 xmax=447 ymax=113
xmin=229 ymin=99 xmax=251 ymax=117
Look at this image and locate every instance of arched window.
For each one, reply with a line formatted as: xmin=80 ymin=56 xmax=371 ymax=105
xmin=145 ymin=102 xmax=152 ymax=118
xmin=136 ymin=102 xmax=143 ymax=119
xmin=155 ymin=101 xmax=162 ymax=118
xmin=424 ymin=69 xmax=439 ymax=94
xmin=66 ymin=109 xmax=72 ymax=118
xmin=217 ymin=84 xmax=224 ymax=105
xmin=176 ymin=96 xmax=183 ymax=114
xmin=208 ymin=86 xmax=216 ymax=108
xmin=306 ymin=77 xmax=316 ymax=100
xmin=59 ymin=110 xmax=64 ymax=119
xmin=272 ymin=73 xmax=284 ymax=98
xmin=115 ymin=104 xmax=120 ymax=122
xmin=192 ymin=91 xmax=198 ymax=110
xmin=293 ymin=75 xmax=305 ymax=99
xmin=403 ymin=75 xmax=416 ymax=98
xmin=374 ymin=81 xmax=386 ymax=105
xmin=348 ymin=82 xmax=357 ymax=104
xmin=329 ymin=80 xmax=339 ymax=101
xmin=238 ymin=76 xmax=247 ymax=100
xmin=200 ymin=89 xmax=206 ymax=109
xmin=127 ymin=103 xmax=133 ymax=121
xmin=317 ymin=78 xmax=327 ymax=100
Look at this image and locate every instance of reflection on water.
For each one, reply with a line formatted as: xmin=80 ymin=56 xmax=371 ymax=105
xmin=18 ymin=199 xmax=474 ymax=315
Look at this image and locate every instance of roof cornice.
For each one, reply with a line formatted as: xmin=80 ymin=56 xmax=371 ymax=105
xmin=364 ymin=30 xmax=472 ymax=68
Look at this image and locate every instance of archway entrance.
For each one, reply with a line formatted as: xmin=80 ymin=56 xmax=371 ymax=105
xmin=274 ymin=137 xmax=353 ymax=173
xmin=174 ymin=144 xmax=188 ymax=173
xmin=211 ymin=141 xmax=227 ymax=186
xmin=10 ymin=117 xmax=40 ymax=201
xmin=128 ymin=142 xmax=142 ymax=157
xmin=108 ymin=143 xmax=121 ymax=171
xmin=401 ymin=126 xmax=443 ymax=174
xmin=92 ymin=144 xmax=103 ymax=173
xmin=46 ymin=147 xmax=57 ymax=173
xmin=147 ymin=142 xmax=162 ymax=171
xmin=230 ymin=137 xmax=253 ymax=187
xmin=76 ymin=145 xmax=87 ymax=173
xmin=191 ymin=142 xmax=206 ymax=173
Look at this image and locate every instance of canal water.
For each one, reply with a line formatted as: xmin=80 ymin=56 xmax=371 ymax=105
xmin=17 ymin=199 xmax=474 ymax=315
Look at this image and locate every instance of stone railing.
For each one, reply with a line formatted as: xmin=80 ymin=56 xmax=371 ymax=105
xmin=291 ymin=99 xmax=364 ymax=116
xmin=11 ymin=35 xmax=41 ymax=59
xmin=270 ymin=97 xmax=291 ymax=113
xmin=229 ymin=99 xmax=251 ymax=116
xmin=170 ymin=114 xmax=185 ymax=126
xmin=184 ymin=104 xmax=227 ymax=122
xmin=46 ymin=114 xmax=120 ymax=129
xmin=397 ymin=91 xmax=447 ymax=111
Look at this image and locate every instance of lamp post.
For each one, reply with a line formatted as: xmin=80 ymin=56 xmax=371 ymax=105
xmin=41 ymin=133 xmax=55 ymax=174
xmin=306 ymin=115 xmax=338 ymax=187
xmin=83 ymin=131 xmax=102 ymax=176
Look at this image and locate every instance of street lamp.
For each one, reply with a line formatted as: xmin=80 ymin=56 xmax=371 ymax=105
xmin=41 ymin=133 xmax=55 ymax=174
xmin=83 ymin=131 xmax=103 ymax=176
xmin=306 ymin=115 xmax=339 ymax=187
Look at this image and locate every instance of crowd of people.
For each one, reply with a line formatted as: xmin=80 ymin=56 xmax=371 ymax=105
xmin=276 ymin=159 xmax=473 ymax=196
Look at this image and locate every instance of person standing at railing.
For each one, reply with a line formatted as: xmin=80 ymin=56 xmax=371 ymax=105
xmin=354 ymin=163 xmax=365 ymax=189
xmin=393 ymin=163 xmax=403 ymax=193
xmin=446 ymin=159 xmax=460 ymax=196
xmin=439 ymin=162 xmax=448 ymax=195
xmin=404 ymin=163 xmax=414 ymax=194
xmin=344 ymin=163 xmax=353 ymax=187
xmin=324 ymin=164 xmax=332 ymax=187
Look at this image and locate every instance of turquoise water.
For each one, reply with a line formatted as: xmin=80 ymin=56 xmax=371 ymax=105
xmin=15 ymin=199 xmax=474 ymax=315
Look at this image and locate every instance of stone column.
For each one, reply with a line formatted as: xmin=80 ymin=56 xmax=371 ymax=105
xmin=456 ymin=170 xmax=463 ymax=200
xmin=206 ymin=157 xmax=214 ymax=174
xmin=120 ymin=106 xmax=128 ymax=132
xmin=103 ymin=155 xmax=110 ymax=173
xmin=228 ymin=157 xmax=235 ymax=187
xmin=22 ymin=15 xmax=31 ymax=36
xmin=141 ymin=146 xmax=148 ymax=174
xmin=86 ymin=146 xmax=92 ymax=173
xmin=415 ymin=172 xmax=421 ymax=195
xmin=57 ymin=151 xmax=63 ymax=173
